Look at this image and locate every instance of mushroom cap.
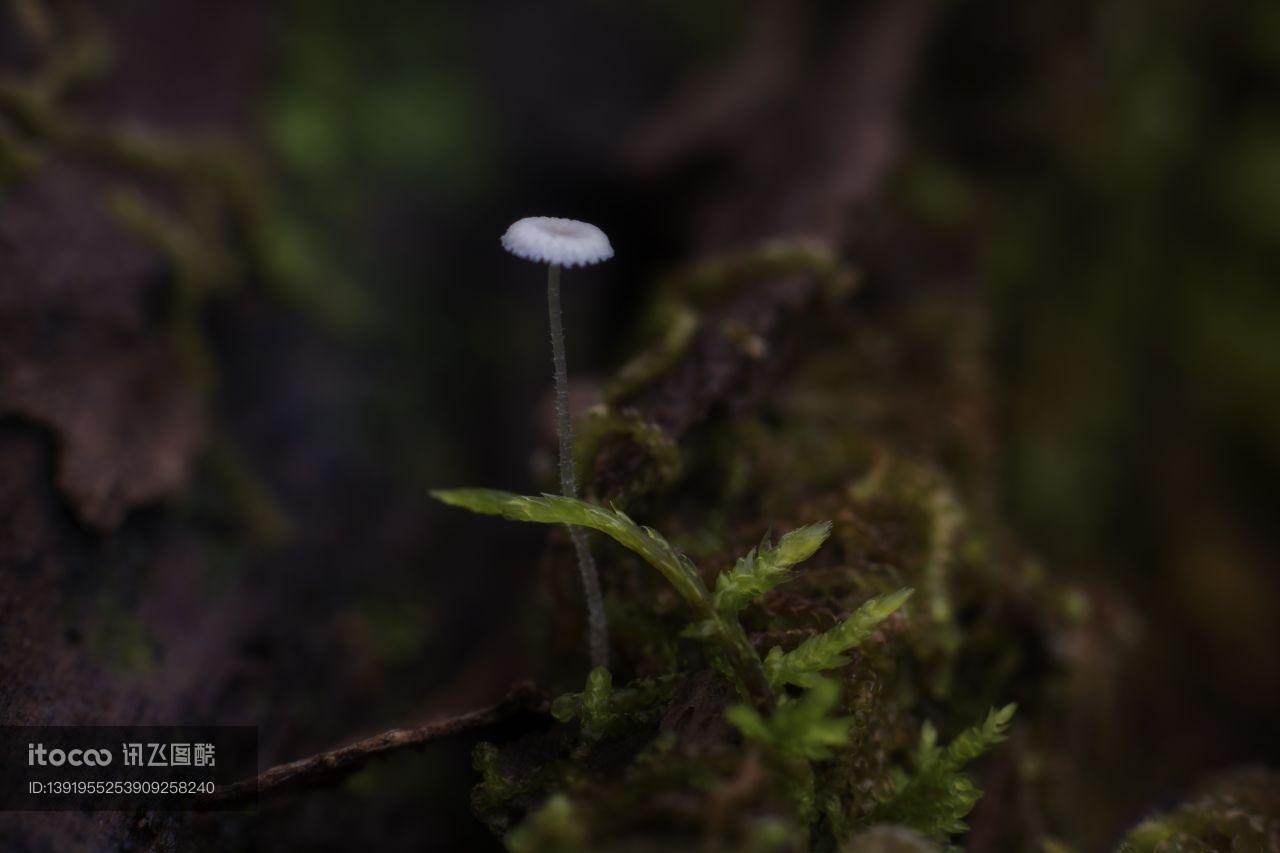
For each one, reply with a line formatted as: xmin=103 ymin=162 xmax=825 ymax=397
xmin=501 ymin=217 xmax=614 ymax=267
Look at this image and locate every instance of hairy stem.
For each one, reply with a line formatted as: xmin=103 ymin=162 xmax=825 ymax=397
xmin=548 ymin=263 xmax=610 ymax=669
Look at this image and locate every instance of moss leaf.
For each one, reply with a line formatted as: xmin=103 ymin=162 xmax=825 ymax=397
xmin=763 ymin=588 xmax=914 ymax=689
xmin=873 ymin=704 xmax=1017 ymax=840
xmin=432 ymin=488 xmax=709 ymax=608
xmin=727 ymin=678 xmax=851 ymax=761
xmin=713 ymin=522 xmax=832 ymax=615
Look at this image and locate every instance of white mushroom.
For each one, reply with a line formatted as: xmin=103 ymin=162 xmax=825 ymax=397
xmin=502 ymin=216 xmax=614 ymax=669
xmin=501 ymin=216 xmax=614 ymax=267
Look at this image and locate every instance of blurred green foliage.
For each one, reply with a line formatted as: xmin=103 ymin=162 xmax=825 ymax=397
xmin=269 ymin=0 xmax=493 ymax=196
xmin=267 ymin=0 xmax=506 ymax=489
xmin=961 ymin=0 xmax=1280 ymax=555
xmin=899 ymin=0 xmax=1280 ymax=844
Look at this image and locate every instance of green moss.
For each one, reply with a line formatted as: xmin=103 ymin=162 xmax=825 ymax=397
xmin=605 ymin=242 xmax=858 ymax=408
xmin=427 ymin=265 xmax=1078 ymax=850
xmin=83 ymin=600 xmax=159 ymax=677
xmin=762 ymin=590 xmax=913 ymax=690
xmin=605 ymin=307 xmax=699 ymax=405
xmin=0 ymin=128 xmax=41 ymax=189
xmin=872 ymin=705 xmax=1017 ymax=841
xmin=713 ymin=524 xmax=834 ymax=616
xmin=551 ymin=668 xmax=680 ymax=744
xmin=575 ymin=407 xmax=683 ymax=503
xmin=506 ymin=794 xmax=589 ymax=853
xmin=660 ymin=240 xmax=857 ymax=307
xmin=434 ymin=480 xmax=1008 ymax=848
xmin=1116 ymin=768 xmax=1280 ymax=853
xmin=842 ymin=825 xmax=939 ymax=853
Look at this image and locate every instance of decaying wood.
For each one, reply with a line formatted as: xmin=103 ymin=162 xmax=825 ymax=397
xmin=596 ymin=0 xmax=940 ymax=498
xmin=0 ymin=170 xmax=207 ymax=529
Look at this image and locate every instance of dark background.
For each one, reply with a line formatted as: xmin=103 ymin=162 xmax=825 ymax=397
xmin=1 ymin=0 xmax=1277 ymax=850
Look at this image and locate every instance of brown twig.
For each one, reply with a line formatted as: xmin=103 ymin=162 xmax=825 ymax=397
xmin=205 ymin=682 xmax=549 ymax=808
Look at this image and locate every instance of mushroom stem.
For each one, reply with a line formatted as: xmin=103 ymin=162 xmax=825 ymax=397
xmin=547 ymin=263 xmax=610 ymax=669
